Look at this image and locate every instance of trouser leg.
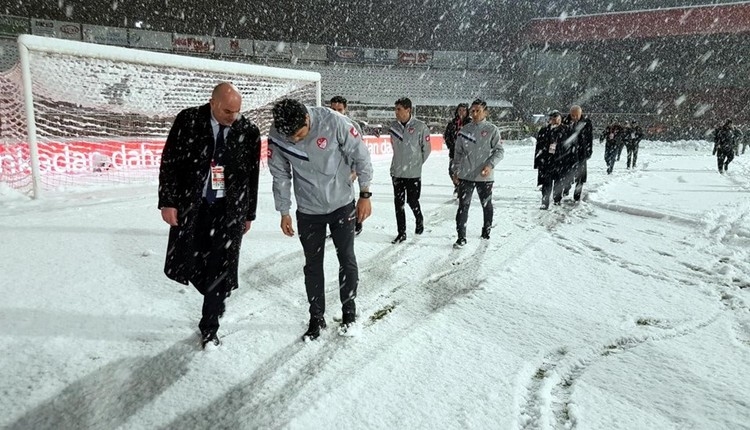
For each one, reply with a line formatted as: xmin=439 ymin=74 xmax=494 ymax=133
xmin=196 ymin=201 xmax=230 ymax=335
xmin=297 ymin=211 xmax=328 ymax=317
xmin=540 ymin=175 xmax=553 ymax=207
xmin=475 ymin=182 xmax=494 ymax=231
xmin=455 ymin=180 xmax=475 ymax=239
xmin=405 ymin=178 xmax=423 ymax=230
xmin=329 ymin=202 xmax=358 ymax=317
xmin=392 ymin=177 xmax=407 ymax=235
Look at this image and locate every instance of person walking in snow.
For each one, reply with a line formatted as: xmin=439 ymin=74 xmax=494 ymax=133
xmin=601 ymin=119 xmax=624 ymax=174
xmin=535 ymin=110 xmax=572 ymax=209
xmin=388 ymin=97 xmax=431 ymax=244
xmin=713 ymin=119 xmax=735 ymax=174
xmin=451 ymin=99 xmax=503 ymax=248
xmin=444 ymin=103 xmax=470 ymax=197
xmin=624 ymin=120 xmax=644 ymax=169
xmin=268 ymin=99 xmax=373 ymax=341
xmin=562 ymin=105 xmax=593 ymax=201
xmin=330 ymin=95 xmax=365 ymax=235
xmin=158 ymin=82 xmax=262 ymax=349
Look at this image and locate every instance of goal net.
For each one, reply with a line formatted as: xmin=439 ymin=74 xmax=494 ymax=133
xmin=0 ymin=34 xmax=321 ymax=197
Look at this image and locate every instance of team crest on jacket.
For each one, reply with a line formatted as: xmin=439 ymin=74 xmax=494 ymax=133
xmin=349 ymin=126 xmax=359 ymax=138
xmin=424 ymin=135 xmax=430 ymax=142
xmin=317 ymin=137 xmax=328 ymax=149
xmin=408 ymin=127 xmax=415 ymax=134
xmin=481 ymin=130 xmax=488 ymax=137
xmin=267 ymin=147 xmax=273 ymax=158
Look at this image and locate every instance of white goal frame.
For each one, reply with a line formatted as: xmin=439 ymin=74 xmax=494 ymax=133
xmin=14 ymin=34 xmax=322 ymax=198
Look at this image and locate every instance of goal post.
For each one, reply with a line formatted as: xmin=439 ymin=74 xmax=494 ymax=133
xmin=1 ymin=34 xmax=322 ymax=198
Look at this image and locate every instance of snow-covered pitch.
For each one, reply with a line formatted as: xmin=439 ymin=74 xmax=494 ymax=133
xmin=1 ymin=141 xmax=749 ymax=429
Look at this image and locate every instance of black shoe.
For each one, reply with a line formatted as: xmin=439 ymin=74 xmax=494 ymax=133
xmin=391 ymin=233 xmax=407 ymax=244
xmin=481 ymin=227 xmax=490 ymax=240
xmin=453 ymin=237 xmax=467 ymax=249
xmin=563 ymin=189 xmax=570 ymax=196
xmin=355 ymin=222 xmax=363 ymax=236
xmin=573 ymin=193 xmax=581 ymax=202
xmin=341 ymin=312 xmax=356 ymax=331
xmin=342 ymin=312 xmax=356 ymax=325
xmin=201 ymin=331 xmax=221 ymax=349
xmin=415 ymin=224 xmax=424 ymax=235
xmin=553 ymin=201 xmax=561 ymax=206
xmin=539 ymin=205 xmax=549 ymax=210
xmin=303 ymin=315 xmax=327 ymax=341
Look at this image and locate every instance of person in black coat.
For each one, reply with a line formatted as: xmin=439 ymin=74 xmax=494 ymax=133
xmin=158 ymin=82 xmax=261 ymax=349
xmin=624 ymin=120 xmax=644 ymax=169
xmin=562 ymin=105 xmax=593 ymax=201
xmin=713 ymin=119 xmax=735 ymax=173
xmin=534 ymin=110 xmax=572 ymax=209
xmin=601 ymin=120 xmax=624 ymax=174
xmin=443 ymin=103 xmax=470 ymax=196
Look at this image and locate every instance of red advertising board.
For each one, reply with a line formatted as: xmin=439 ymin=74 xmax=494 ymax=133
xmin=0 ymin=135 xmax=445 ymax=177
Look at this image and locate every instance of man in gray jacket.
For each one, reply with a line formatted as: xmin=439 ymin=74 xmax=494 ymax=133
xmin=388 ymin=97 xmax=431 ymax=244
xmin=451 ymin=99 xmax=504 ymax=248
xmin=330 ymin=95 xmax=364 ymax=235
xmin=269 ymin=99 xmax=373 ymax=340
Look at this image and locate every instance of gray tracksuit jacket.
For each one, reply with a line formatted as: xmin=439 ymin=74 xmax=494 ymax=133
xmin=452 ymin=119 xmax=504 ymax=182
xmin=388 ymin=116 xmax=431 ymax=178
xmin=268 ymin=107 xmax=373 ymax=216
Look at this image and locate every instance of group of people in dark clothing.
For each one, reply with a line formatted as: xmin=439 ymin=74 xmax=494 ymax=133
xmin=600 ymin=119 xmax=645 ymax=173
xmin=533 ymin=109 xmax=651 ymax=209
xmin=533 ymin=106 xmax=595 ymax=209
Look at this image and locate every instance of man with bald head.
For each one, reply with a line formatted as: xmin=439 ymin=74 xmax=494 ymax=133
xmin=563 ymin=105 xmax=593 ymax=201
xmin=159 ymin=82 xmax=262 ymax=349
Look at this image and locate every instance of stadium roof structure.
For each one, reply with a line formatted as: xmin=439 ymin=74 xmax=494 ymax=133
xmin=524 ymin=1 xmax=750 ymax=46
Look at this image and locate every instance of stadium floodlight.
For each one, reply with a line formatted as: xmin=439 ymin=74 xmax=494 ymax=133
xmin=1 ymin=34 xmax=321 ymax=198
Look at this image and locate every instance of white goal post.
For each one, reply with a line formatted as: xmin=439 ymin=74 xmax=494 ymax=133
xmin=0 ymin=34 xmax=321 ymax=198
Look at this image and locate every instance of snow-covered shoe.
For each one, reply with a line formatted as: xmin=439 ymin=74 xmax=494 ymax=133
xmin=339 ymin=313 xmax=358 ymax=336
xmin=481 ymin=228 xmax=490 ymax=240
xmin=302 ymin=316 xmax=327 ymax=341
xmin=201 ymin=331 xmax=221 ymax=350
xmin=453 ymin=237 xmax=467 ymax=249
xmin=391 ymin=233 xmax=407 ymax=244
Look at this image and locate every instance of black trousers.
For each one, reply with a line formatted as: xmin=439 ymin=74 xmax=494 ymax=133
xmin=626 ymin=144 xmax=639 ymax=168
xmin=605 ymin=146 xmax=618 ymax=174
xmin=563 ymin=160 xmax=587 ymax=198
xmin=193 ymin=199 xmax=231 ymax=335
xmin=455 ymin=180 xmax=493 ymax=238
xmin=392 ymin=176 xmax=423 ymax=234
xmin=717 ymin=148 xmax=734 ymax=171
xmin=448 ymin=158 xmax=457 ymax=193
xmin=539 ymin=173 xmax=565 ymax=207
xmin=297 ymin=202 xmax=358 ymax=318
xmin=572 ymin=160 xmax=587 ymax=200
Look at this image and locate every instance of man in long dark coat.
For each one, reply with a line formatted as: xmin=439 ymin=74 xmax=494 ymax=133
xmin=158 ymin=82 xmax=261 ymax=349
xmin=534 ymin=110 xmax=572 ymax=209
xmin=563 ymin=105 xmax=593 ymax=201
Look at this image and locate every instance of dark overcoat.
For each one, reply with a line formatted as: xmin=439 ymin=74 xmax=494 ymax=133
xmin=158 ymin=103 xmax=261 ymax=293
xmin=534 ymin=124 xmax=572 ymax=185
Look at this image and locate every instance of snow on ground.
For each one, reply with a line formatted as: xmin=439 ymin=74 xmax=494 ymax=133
xmin=1 ymin=141 xmax=749 ymax=430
